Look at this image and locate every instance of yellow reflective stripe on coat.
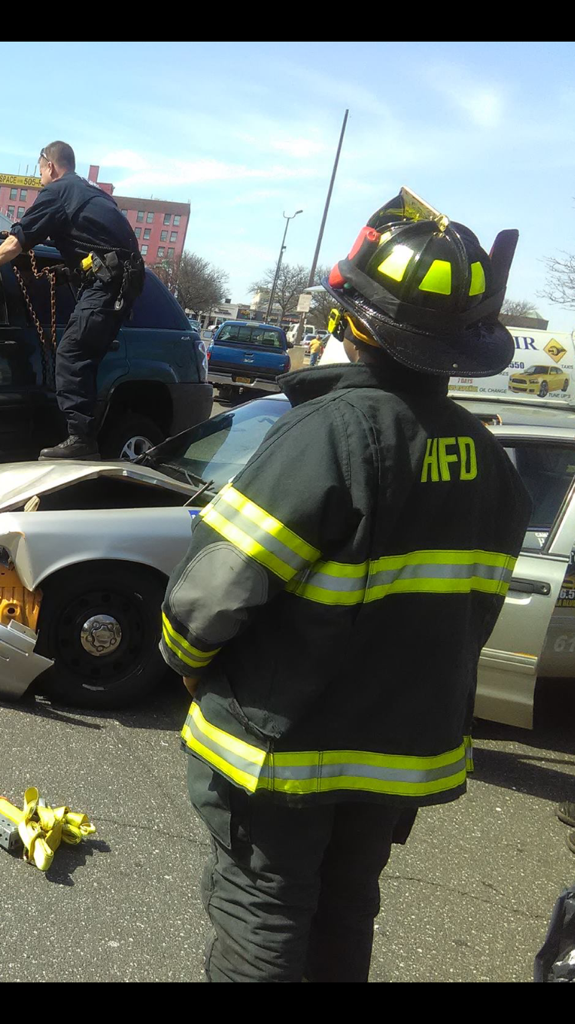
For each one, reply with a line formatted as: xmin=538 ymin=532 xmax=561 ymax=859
xmin=286 ymin=549 xmax=517 ymax=605
xmin=181 ymin=701 xmax=470 ymax=799
xmin=181 ymin=701 xmax=266 ymax=792
xmin=161 ymin=613 xmax=219 ymax=670
xmin=200 ymin=483 xmax=320 ymax=582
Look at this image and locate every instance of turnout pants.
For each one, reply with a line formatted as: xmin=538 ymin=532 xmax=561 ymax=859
xmin=189 ymin=758 xmax=416 ymax=983
xmin=55 ymin=278 xmax=128 ymax=439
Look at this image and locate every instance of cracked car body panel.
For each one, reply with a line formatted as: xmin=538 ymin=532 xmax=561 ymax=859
xmin=0 ymin=461 xmax=193 ymax=513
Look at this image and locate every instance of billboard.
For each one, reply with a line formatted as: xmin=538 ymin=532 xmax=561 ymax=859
xmin=449 ymin=329 xmax=575 ymax=407
xmin=0 ymin=173 xmax=41 ymax=189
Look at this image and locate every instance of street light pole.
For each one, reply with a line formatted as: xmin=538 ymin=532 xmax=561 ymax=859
xmin=295 ymin=108 xmax=349 ymax=344
xmin=265 ymin=209 xmax=302 ymax=323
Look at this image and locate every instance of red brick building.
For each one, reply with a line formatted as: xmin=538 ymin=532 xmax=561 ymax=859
xmin=0 ymin=164 xmax=190 ymax=268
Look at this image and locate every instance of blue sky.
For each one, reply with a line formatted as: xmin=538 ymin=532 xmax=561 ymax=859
xmin=2 ymin=41 xmax=575 ymax=329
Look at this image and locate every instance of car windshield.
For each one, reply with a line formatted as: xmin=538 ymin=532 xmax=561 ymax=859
xmin=523 ymin=366 xmax=548 ymax=374
xmin=145 ymin=398 xmax=289 ymax=497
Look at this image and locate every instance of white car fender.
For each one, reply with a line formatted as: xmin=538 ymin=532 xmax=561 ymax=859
xmin=0 ymin=506 xmax=199 ymax=592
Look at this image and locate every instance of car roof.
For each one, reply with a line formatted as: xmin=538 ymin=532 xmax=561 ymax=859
xmin=245 ymin=392 xmax=575 ymax=437
xmin=453 ymin=397 xmax=575 ymax=429
xmin=217 ymin=320 xmax=282 ymax=329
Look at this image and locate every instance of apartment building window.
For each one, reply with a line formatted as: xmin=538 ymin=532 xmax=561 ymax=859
xmin=160 ymin=230 xmax=168 ymax=242
xmin=17 ymin=207 xmax=25 ymax=219
xmin=173 ymin=215 xmax=181 ymax=226
xmin=20 ymin=189 xmax=27 ymax=201
xmin=146 ymin=212 xmax=154 ymax=224
xmin=9 ymin=188 xmax=17 ymax=200
xmin=134 ymin=227 xmax=141 ymax=239
xmin=137 ymin=211 xmax=144 ymax=222
xmin=141 ymin=245 xmax=148 ymax=255
xmin=170 ymin=231 xmax=177 ymax=243
xmin=167 ymin=247 xmax=175 ymax=258
xmin=7 ymin=206 xmax=14 ymax=219
xmin=157 ymin=246 xmax=165 ymax=258
xmin=144 ymin=228 xmax=151 ymax=240
xmin=163 ymin=213 xmax=171 ymax=226
xmin=121 ymin=209 xmax=128 ymax=216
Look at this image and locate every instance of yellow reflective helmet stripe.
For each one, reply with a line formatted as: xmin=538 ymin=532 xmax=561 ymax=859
xmin=419 ymin=259 xmax=452 ymax=295
xmin=377 ymin=244 xmax=413 ymax=282
xmin=469 ymin=261 xmax=486 ymax=296
xmin=200 ymin=484 xmax=320 ymax=582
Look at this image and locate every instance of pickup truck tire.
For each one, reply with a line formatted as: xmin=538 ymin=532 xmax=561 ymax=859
xmin=100 ymin=413 xmax=165 ymax=461
xmin=37 ymin=564 xmax=168 ymax=709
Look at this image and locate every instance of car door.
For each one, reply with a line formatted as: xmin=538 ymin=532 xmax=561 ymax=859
xmin=475 ymin=433 xmax=575 ymax=728
xmin=0 ymin=258 xmax=76 ymax=453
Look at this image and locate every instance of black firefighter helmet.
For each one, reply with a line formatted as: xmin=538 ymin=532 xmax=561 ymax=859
xmin=323 ymin=187 xmax=519 ymax=377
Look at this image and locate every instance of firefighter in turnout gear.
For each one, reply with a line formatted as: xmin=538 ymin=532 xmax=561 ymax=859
xmin=160 ymin=188 xmax=532 ymax=983
xmin=0 ymin=141 xmax=144 ymax=460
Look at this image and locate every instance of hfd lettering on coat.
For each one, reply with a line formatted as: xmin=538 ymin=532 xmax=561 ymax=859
xmin=421 ymin=436 xmax=478 ymax=483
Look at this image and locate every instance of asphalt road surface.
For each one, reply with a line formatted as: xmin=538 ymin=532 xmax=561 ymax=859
xmin=1 ymin=677 xmax=574 ymax=983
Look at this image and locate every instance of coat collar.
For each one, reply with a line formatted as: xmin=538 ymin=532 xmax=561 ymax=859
xmin=279 ymin=361 xmax=449 ymax=407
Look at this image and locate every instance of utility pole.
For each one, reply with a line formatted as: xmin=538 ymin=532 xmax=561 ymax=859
xmin=265 ymin=209 xmax=303 ymax=323
xmin=295 ymin=109 xmax=349 ymax=344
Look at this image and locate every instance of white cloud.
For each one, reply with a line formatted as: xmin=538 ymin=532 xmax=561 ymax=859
xmin=111 ymin=155 xmax=321 ymax=194
xmin=421 ymin=63 xmax=505 ymax=128
xmin=269 ymin=135 xmax=326 ymax=159
xmin=454 ymin=89 xmax=503 ymax=128
xmin=100 ymin=149 xmax=149 ymax=171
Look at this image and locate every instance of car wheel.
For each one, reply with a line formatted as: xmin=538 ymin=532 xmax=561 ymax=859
xmin=539 ymin=382 xmax=549 ymax=397
xmin=100 ymin=413 xmax=165 ymax=461
xmin=36 ymin=564 xmax=167 ymax=709
xmin=562 ymin=380 xmax=569 ymax=392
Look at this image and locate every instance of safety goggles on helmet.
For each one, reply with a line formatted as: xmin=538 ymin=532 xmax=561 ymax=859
xmin=323 ymin=186 xmax=518 ymax=377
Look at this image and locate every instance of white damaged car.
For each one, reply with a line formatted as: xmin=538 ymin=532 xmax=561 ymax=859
xmin=0 ymin=395 xmax=573 ymax=727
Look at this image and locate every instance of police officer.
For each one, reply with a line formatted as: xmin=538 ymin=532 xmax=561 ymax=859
xmin=0 ymin=141 xmax=144 ymax=460
xmin=160 ymin=191 xmax=532 ymax=983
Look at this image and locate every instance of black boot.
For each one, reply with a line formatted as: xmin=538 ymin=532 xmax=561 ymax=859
xmin=38 ymin=435 xmax=100 ymax=461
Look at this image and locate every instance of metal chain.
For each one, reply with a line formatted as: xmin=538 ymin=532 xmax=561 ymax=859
xmin=13 ymin=252 xmax=58 ymax=387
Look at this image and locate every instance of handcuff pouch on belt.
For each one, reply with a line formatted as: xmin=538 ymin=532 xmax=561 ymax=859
xmin=80 ymin=251 xmax=145 ymax=312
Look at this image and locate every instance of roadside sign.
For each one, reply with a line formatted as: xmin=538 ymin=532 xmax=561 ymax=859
xmin=297 ymin=293 xmax=312 ymax=313
xmin=449 ymin=329 xmax=575 ymax=408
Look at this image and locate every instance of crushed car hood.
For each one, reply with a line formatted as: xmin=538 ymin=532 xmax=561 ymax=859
xmin=0 ymin=460 xmax=194 ymax=511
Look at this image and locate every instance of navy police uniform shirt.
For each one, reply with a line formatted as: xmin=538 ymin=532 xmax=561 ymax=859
xmin=11 ymin=172 xmax=139 ymax=269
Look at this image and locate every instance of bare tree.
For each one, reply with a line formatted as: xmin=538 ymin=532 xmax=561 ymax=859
xmin=501 ymin=298 xmax=540 ymax=318
xmin=250 ymin=264 xmax=309 ymax=320
xmin=153 ymin=252 xmax=229 ymax=311
xmin=541 ymin=252 xmax=575 ymax=310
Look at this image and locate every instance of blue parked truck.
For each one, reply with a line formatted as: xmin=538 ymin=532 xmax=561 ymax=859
xmin=0 ymin=244 xmax=213 ymax=461
xmin=207 ymin=320 xmax=291 ymax=401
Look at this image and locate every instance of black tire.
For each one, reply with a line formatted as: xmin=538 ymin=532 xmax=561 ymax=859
xmin=100 ymin=412 xmax=165 ymax=461
xmin=36 ymin=563 xmax=167 ymax=709
xmin=539 ymin=381 xmax=549 ymax=397
xmin=562 ymin=380 xmax=569 ymax=392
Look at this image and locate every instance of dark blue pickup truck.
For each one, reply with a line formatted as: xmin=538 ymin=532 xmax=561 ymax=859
xmin=207 ymin=320 xmax=291 ymax=400
xmin=0 ymin=244 xmax=213 ymax=461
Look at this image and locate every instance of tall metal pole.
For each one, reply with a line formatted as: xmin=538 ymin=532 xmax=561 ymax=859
xmin=296 ymin=109 xmax=349 ymax=344
xmin=266 ymin=209 xmax=302 ymax=323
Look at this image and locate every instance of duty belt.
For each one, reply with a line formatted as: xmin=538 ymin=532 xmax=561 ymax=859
xmin=80 ymin=250 xmax=145 ymax=311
